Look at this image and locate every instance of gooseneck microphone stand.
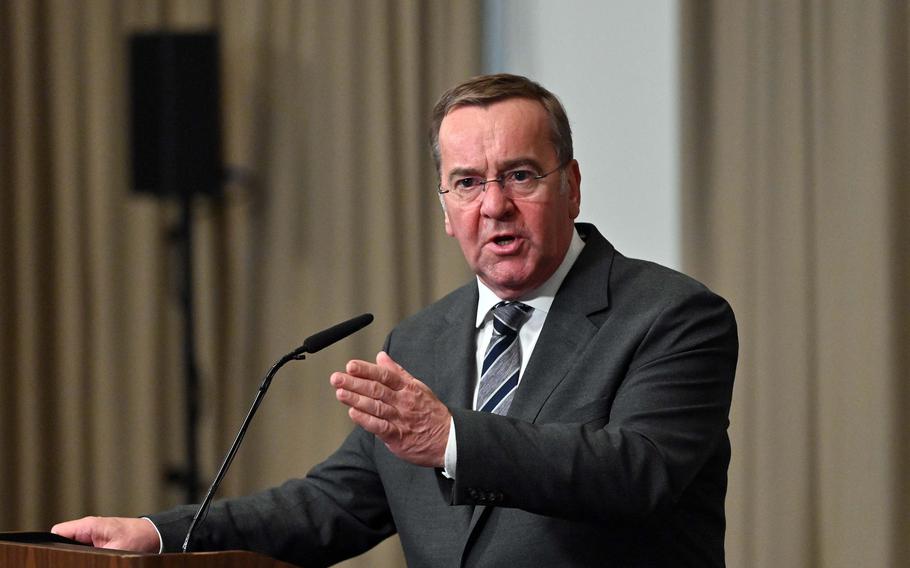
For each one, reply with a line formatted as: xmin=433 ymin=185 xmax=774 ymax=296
xmin=182 ymin=313 xmax=374 ymax=552
xmin=181 ymin=349 xmax=299 ymax=552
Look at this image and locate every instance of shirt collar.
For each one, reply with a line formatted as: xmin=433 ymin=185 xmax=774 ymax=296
xmin=475 ymin=227 xmax=586 ymax=327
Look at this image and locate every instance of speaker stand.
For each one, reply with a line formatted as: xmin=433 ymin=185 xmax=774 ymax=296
xmin=162 ymin=192 xmax=201 ymax=504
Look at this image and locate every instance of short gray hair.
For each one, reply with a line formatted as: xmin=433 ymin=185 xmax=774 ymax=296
xmin=429 ymin=74 xmax=573 ymax=176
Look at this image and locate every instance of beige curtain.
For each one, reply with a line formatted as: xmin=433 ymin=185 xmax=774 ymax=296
xmin=681 ymin=1 xmax=909 ymax=567
xmin=0 ymin=1 xmax=479 ymax=566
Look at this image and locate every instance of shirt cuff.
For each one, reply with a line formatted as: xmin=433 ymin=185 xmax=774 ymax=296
xmin=442 ymin=416 xmax=457 ymax=479
xmin=141 ymin=517 xmax=164 ymax=554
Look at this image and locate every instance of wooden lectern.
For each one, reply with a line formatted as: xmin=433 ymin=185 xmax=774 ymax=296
xmin=0 ymin=533 xmax=298 ymax=568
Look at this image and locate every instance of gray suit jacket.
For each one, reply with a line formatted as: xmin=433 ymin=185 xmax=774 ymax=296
xmin=150 ymin=223 xmax=738 ymax=567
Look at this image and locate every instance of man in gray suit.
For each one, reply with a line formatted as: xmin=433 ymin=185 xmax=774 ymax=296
xmin=54 ymin=74 xmax=737 ymax=567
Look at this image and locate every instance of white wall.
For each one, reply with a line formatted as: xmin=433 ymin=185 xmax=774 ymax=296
xmin=484 ymin=0 xmax=680 ymax=269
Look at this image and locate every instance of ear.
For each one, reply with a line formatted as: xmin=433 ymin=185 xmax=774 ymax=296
xmin=440 ymin=194 xmax=455 ymax=236
xmin=566 ymin=159 xmax=582 ymax=219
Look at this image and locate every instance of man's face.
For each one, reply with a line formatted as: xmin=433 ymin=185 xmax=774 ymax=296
xmin=438 ymin=98 xmax=581 ymax=300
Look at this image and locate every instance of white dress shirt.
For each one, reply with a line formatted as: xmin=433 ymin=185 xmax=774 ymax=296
xmin=443 ymin=228 xmax=586 ymax=477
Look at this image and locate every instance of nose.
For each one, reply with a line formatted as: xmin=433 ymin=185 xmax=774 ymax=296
xmin=479 ymin=180 xmax=516 ymax=220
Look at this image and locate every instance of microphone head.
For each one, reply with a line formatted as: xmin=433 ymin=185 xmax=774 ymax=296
xmin=300 ymin=313 xmax=373 ymax=354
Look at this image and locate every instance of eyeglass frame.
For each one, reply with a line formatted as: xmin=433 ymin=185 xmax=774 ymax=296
xmin=436 ymin=162 xmax=567 ymax=202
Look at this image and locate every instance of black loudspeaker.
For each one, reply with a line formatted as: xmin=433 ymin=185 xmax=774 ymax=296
xmin=129 ymin=32 xmax=222 ymax=197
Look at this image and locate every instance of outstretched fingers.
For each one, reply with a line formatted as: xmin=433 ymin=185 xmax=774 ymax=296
xmin=330 ymin=351 xmax=450 ymax=467
xmin=334 ymin=384 xmax=399 ymax=421
xmin=347 ymin=356 xmax=406 ymax=390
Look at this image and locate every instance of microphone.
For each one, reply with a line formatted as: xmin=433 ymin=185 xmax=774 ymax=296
xmin=294 ymin=312 xmax=374 ymax=356
xmin=181 ymin=313 xmax=374 ymax=553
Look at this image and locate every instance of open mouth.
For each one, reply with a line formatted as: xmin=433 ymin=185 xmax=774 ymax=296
xmin=494 ymin=236 xmax=516 ymax=246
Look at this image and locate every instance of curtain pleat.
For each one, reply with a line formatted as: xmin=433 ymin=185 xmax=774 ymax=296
xmin=681 ymin=2 xmax=909 ymax=566
xmin=0 ymin=1 xmax=480 ymax=566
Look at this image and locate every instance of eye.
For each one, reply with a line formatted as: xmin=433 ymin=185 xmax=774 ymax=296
xmin=508 ymin=170 xmax=536 ymax=183
xmin=454 ymin=177 xmax=483 ymax=190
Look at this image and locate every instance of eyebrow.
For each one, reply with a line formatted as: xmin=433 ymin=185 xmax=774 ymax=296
xmin=446 ymin=157 xmax=544 ymax=181
xmin=447 ymin=167 xmax=482 ymax=180
xmin=500 ymin=158 xmax=543 ymax=172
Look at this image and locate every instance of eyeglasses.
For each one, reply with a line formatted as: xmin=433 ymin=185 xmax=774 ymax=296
xmin=437 ymin=163 xmax=565 ymax=203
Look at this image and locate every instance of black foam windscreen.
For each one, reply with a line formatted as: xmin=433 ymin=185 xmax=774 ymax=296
xmin=129 ymin=32 xmax=222 ymax=197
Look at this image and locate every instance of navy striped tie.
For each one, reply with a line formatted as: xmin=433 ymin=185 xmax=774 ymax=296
xmin=477 ymin=301 xmax=533 ymax=415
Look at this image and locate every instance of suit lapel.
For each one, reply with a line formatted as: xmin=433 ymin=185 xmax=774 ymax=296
xmin=432 ymin=284 xmax=478 ymax=410
xmin=508 ymin=224 xmax=614 ymax=422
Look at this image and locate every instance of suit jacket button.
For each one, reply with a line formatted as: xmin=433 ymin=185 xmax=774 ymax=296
xmin=468 ymin=488 xmax=479 ymax=500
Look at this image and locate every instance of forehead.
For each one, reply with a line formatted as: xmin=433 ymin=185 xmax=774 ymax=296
xmin=437 ymin=98 xmax=554 ymax=173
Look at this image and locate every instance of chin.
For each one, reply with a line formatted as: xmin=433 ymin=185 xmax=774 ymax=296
xmin=479 ymin=259 xmax=540 ymax=293
xmin=485 ymin=277 xmax=533 ymax=299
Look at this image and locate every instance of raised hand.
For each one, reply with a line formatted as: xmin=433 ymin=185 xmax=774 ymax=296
xmin=331 ymin=351 xmax=451 ymax=468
